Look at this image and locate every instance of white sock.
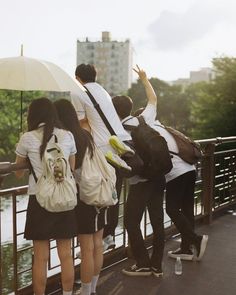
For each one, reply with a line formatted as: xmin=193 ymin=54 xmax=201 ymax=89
xmin=91 ymin=275 xmax=99 ymax=293
xmin=81 ymin=282 xmax=91 ymax=295
xmin=63 ymin=291 xmax=73 ymax=295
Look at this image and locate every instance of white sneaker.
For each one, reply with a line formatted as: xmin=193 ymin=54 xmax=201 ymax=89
xmin=194 ymin=235 xmax=208 ymax=261
xmin=109 ymin=136 xmax=135 ymax=156
xmin=105 ymin=151 xmax=132 ymax=171
xmin=103 ymin=235 xmax=116 ymax=251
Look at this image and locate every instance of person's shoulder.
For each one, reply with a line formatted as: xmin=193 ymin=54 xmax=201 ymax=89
xmin=87 ymin=82 xmax=109 ymax=95
xmin=17 ymin=130 xmax=41 ymax=151
xmin=21 ymin=130 xmax=38 ymax=141
xmin=122 ymin=115 xmax=138 ymax=126
xmin=70 ymin=87 xmax=88 ymax=102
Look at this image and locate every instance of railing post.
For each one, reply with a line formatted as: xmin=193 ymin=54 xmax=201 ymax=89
xmin=201 ymin=143 xmax=216 ymax=224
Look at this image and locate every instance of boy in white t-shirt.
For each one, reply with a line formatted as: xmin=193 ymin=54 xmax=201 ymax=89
xmin=71 ymin=64 xmax=132 ymax=250
xmin=132 ymin=108 xmax=208 ymax=261
xmin=112 ymin=66 xmax=165 ymax=277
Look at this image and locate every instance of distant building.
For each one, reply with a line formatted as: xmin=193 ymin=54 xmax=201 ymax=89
xmin=189 ymin=67 xmax=214 ymax=83
xmin=76 ymin=31 xmax=133 ymax=96
xmin=171 ymin=67 xmax=215 ymax=89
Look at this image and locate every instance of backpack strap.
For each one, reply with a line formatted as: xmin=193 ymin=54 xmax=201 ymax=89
xmin=29 ymin=132 xmax=59 ymax=183
xmin=83 ymin=86 xmax=116 ymax=136
xmin=28 ymin=158 xmax=38 ymax=183
xmin=122 ymin=115 xmax=146 ymax=131
xmin=137 ymin=115 xmax=146 ymax=125
xmin=153 ymin=123 xmax=179 ymax=157
xmin=123 ymin=124 xmax=136 ymax=132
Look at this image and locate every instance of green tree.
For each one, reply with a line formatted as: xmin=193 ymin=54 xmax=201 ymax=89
xmin=127 ymin=78 xmax=193 ymax=135
xmin=0 ymin=90 xmax=43 ymax=161
xmin=190 ymin=57 xmax=236 ymax=138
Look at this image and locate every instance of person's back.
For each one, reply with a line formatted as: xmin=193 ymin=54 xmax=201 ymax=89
xmin=152 ymin=120 xmax=195 ymax=182
xmin=112 ymin=66 xmax=165 ymax=278
xmin=71 ymin=64 xmax=130 ymax=153
xmin=71 ymin=63 xmax=131 ymax=251
xmin=14 ymin=97 xmax=77 ymax=295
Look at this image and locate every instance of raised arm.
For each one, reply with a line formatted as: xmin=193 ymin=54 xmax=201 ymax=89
xmin=133 ymin=65 xmax=157 ymax=105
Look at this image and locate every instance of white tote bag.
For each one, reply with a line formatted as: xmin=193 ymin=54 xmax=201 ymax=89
xmin=75 ymin=146 xmax=118 ymax=207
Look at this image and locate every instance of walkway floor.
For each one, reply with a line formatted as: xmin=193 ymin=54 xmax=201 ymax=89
xmin=92 ymin=212 xmax=236 ymax=295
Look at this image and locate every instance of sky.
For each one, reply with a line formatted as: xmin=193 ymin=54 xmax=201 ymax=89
xmin=0 ymin=0 xmax=236 ymax=82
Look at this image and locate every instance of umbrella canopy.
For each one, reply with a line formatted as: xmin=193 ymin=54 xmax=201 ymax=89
xmin=0 ymin=55 xmax=84 ymax=131
xmin=0 ymin=55 xmax=84 ymax=92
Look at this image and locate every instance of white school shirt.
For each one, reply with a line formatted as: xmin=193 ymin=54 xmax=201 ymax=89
xmin=152 ymin=120 xmax=195 ymax=183
xmin=71 ymin=82 xmax=131 ymax=153
xmin=122 ymin=103 xmax=157 ymax=185
xmin=15 ymin=127 xmax=77 ymax=195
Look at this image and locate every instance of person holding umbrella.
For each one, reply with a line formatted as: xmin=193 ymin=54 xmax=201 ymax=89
xmin=14 ymin=97 xmax=77 ymax=295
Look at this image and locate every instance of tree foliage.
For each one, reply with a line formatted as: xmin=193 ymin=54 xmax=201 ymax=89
xmin=0 ymin=90 xmax=42 ymax=161
xmin=127 ymin=57 xmax=236 ymax=140
xmin=190 ymin=57 xmax=236 ymax=138
xmin=128 ymin=78 xmax=193 ymax=135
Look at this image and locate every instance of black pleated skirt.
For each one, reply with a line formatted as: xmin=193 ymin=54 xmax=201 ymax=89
xmin=24 ymin=195 xmax=78 ymax=240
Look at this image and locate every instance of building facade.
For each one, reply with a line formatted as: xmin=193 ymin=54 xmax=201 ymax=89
xmin=171 ymin=67 xmax=215 ymax=90
xmin=76 ymin=31 xmax=133 ymax=96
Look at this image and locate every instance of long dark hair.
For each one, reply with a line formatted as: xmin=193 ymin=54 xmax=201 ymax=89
xmin=27 ymin=97 xmax=61 ymax=159
xmin=54 ymin=99 xmax=94 ymax=168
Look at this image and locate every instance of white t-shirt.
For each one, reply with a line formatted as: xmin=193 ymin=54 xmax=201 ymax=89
xmin=71 ymin=82 xmax=131 ymax=153
xmin=122 ymin=103 xmax=157 ymax=185
xmin=15 ymin=127 xmax=77 ymax=195
xmin=152 ymin=120 xmax=195 ymax=183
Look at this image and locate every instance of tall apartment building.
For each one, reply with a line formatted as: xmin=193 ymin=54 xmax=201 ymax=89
xmin=76 ymin=31 xmax=133 ymax=95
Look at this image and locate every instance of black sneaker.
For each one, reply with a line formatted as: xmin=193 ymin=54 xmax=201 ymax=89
xmin=152 ymin=267 xmax=163 ymax=278
xmin=194 ymin=235 xmax=208 ymax=261
xmin=122 ymin=264 xmax=152 ymax=277
xmin=168 ymin=248 xmax=194 ymax=261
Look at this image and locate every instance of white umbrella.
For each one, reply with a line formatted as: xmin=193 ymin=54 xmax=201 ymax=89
xmin=0 ymin=55 xmax=84 ymax=130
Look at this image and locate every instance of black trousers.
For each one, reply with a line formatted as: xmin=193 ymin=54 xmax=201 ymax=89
xmin=124 ymin=177 xmax=165 ymax=269
xmin=103 ymin=168 xmax=123 ymax=238
xmin=166 ymin=170 xmax=199 ymax=250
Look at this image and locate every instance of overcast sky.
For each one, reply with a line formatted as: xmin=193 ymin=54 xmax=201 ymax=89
xmin=1 ymin=0 xmax=236 ymax=81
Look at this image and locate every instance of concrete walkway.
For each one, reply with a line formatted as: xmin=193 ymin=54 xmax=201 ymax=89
xmin=94 ymin=213 xmax=236 ymax=295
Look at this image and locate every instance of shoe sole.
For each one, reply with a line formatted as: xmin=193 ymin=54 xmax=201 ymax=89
xmin=105 ymin=155 xmax=132 ymax=171
xmin=168 ymin=252 xmax=194 ymax=261
xmin=109 ymin=136 xmax=134 ymax=156
xmin=122 ymin=269 xmax=152 ymax=277
xmin=196 ymin=235 xmax=208 ymax=261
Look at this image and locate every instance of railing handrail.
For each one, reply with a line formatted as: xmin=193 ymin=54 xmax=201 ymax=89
xmin=196 ymin=136 xmax=236 ymax=145
xmin=0 ymin=185 xmax=28 ymax=196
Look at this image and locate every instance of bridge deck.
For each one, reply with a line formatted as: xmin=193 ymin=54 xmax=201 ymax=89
xmin=85 ymin=212 xmax=236 ymax=295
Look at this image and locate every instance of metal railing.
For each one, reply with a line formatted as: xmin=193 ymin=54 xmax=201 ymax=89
xmin=0 ymin=136 xmax=236 ymax=294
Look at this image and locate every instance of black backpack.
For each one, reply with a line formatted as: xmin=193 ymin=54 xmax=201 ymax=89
xmin=124 ymin=116 xmax=173 ymax=179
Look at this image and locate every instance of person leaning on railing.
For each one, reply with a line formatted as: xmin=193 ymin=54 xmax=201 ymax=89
xmin=14 ymin=97 xmax=77 ymax=295
xmin=54 ymin=98 xmax=104 ymax=295
xmin=112 ymin=66 xmax=165 ymax=278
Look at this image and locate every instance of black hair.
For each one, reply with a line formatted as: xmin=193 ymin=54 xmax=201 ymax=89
xmin=75 ymin=64 xmax=97 ymax=83
xmin=112 ymin=95 xmax=133 ymax=119
xmin=54 ymin=99 xmax=94 ymax=168
xmin=27 ymin=97 xmax=61 ymax=159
